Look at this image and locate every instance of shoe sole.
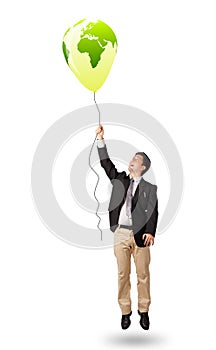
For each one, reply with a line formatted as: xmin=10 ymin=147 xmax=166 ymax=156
xmin=140 ymin=324 xmax=149 ymax=330
xmin=121 ymin=321 xmax=131 ymax=330
xmin=140 ymin=320 xmax=149 ymax=330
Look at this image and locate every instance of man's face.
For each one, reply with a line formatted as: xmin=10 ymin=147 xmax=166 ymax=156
xmin=128 ymin=154 xmax=146 ymax=177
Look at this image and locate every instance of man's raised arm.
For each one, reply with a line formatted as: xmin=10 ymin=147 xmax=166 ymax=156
xmin=95 ymin=124 xmax=121 ymax=181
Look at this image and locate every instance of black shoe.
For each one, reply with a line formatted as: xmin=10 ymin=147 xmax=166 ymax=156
xmin=121 ymin=311 xmax=132 ymax=329
xmin=138 ymin=310 xmax=150 ymax=330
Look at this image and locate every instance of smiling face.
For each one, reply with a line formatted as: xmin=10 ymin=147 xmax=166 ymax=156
xmin=128 ymin=153 xmax=146 ymax=177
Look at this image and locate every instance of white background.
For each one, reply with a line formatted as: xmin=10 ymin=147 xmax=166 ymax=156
xmin=1 ymin=0 xmax=216 ymax=349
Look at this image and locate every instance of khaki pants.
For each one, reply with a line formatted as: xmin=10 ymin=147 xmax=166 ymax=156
xmin=113 ymin=225 xmax=151 ymax=315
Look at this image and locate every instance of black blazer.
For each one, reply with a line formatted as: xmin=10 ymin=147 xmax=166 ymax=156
xmin=97 ymin=143 xmax=159 ymax=247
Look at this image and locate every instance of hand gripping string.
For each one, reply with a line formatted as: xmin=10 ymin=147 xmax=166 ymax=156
xmin=88 ymin=92 xmax=103 ymax=240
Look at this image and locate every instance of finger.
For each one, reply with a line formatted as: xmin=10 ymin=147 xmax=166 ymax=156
xmin=145 ymin=238 xmax=150 ymax=246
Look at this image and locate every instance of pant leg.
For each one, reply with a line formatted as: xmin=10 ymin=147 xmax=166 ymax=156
xmin=113 ymin=227 xmax=133 ymax=315
xmin=132 ymin=239 xmax=151 ymax=312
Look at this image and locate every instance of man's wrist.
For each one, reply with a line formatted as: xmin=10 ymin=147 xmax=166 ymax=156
xmin=97 ymin=138 xmax=105 ymax=148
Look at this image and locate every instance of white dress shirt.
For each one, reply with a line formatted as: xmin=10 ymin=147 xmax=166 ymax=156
xmin=97 ymin=139 xmax=142 ymax=225
xmin=118 ymin=175 xmax=142 ymax=225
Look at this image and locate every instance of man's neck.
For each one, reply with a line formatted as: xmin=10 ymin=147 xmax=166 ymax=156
xmin=129 ymin=174 xmax=142 ymax=180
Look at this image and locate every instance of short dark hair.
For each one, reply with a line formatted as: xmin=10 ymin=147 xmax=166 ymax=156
xmin=135 ymin=152 xmax=151 ymax=175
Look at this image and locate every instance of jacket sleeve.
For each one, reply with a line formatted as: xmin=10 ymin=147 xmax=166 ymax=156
xmin=144 ymin=185 xmax=159 ymax=236
xmin=97 ymin=141 xmax=121 ymax=181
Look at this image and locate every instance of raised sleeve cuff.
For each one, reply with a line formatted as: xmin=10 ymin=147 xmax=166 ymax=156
xmin=97 ymin=139 xmax=105 ymax=148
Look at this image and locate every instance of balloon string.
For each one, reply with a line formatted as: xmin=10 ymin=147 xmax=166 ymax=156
xmin=94 ymin=91 xmax=101 ymax=124
xmin=88 ymin=92 xmax=103 ymax=240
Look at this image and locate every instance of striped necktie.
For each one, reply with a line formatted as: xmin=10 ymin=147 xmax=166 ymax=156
xmin=126 ymin=179 xmax=134 ymax=218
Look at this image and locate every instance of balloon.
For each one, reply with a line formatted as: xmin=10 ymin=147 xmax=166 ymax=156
xmin=62 ymin=19 xmax=118 ymax=92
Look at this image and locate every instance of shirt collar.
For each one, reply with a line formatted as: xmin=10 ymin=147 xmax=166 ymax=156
xmin=129 ymin=174 xmax=143 ymax=182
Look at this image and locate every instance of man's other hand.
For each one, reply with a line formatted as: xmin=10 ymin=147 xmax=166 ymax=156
xmin=142 ymin=233 xmax=154 ymax=246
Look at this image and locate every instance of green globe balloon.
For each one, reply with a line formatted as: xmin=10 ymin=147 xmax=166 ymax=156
xmin=62 ymin=19 xmax=118 ymax=92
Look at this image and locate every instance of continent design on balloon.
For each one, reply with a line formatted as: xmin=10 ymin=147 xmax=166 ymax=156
xmin=62 ymin=19 xmax=118 ymax=92
xmin=78 ymin=21 xmax=117 ymax=68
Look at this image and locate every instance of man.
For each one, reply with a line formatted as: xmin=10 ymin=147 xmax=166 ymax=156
xmin=95 ymin=124 xmax=158 ymax=330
